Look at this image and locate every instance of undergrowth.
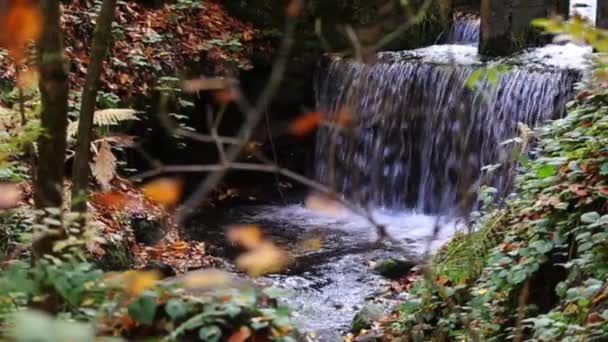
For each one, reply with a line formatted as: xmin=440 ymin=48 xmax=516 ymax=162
xmin=385 ymin=89 xmax=608 ymax=341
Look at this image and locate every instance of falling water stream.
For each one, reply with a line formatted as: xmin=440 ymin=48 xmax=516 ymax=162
xmin=188 ymin=19 xmax=591 ymax=340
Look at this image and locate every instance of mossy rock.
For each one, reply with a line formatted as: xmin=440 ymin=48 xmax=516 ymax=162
xmin=351 ymin=303 xmax=384 ymax=333
xmin=129 ymin=213 xmax=166 ymax=246
xmin=373 ymin=258 xmax=415 ymax=279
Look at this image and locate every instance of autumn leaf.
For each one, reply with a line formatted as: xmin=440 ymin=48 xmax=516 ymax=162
xmin=142 ymin=177 xmax=183 ymax=206
xmin=0 ymin=183 xmax=22 ymax=209
xmin=236 ymin=242 xmax=293 ymax=277
xmin=181 ymin=269 xmax=232 ymax=289
xmin=288 ymin=112 xmax=324 ymax=136
xmin=228 ymin=326 xmax=252 ymax=342
xmin=92 ymin=141 xmax=117 ymax=190
xmin=120 ymin=270 xmax=161 ymax=296
xmin=227 ymin=224 xmax=263 ymax=249
xmin=1 ymin=0 xmax=42 ymax=60
xmin=286 ymin=0 xmax=304 ymax=17
xmin=305 ymin=193 xmax=345 ymax=216
xmin=93 ymin=191 xmax=132 ymax=210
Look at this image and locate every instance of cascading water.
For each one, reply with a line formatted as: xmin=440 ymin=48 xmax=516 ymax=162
xmin=447 ymin=15 xmax=480 ymax=44
xmin=315 ymin=45 xmax=587 ymax=214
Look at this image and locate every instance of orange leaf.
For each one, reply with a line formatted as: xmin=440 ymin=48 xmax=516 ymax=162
xmin=142 ymin=177 xmax=183 ymax=206
xmin=1 ymin=1 xmax=42 ymax=60
xmin=228 ymin=326 xmax=252 ymax=342
xmin=288 ymin=112 xmax=324 ymax=137
xmin=227 ymin=224 xmax=263 ymax=249
xmin=305 ymin=193 xmax=345 ymax=216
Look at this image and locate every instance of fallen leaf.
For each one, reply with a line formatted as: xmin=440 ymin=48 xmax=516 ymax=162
xmin=228 ymin=326 xmax=251 ymax=342
xmin=335 ymin=106 xmax=354 ymax=127
xmin=93 ymin=191 xmax=131 ymax=210
xmin=17 ymin=68 xmax=38 ymax=89
xmin=299 ymin=238 xmax=323 ymax=251
xmin=437 ymin=275 xmax=450 ymax=285
xmin=236 ymin=242 xmax=292 ymax=277
xmin=142 ymin=177 xmax=183 ymax=206
xmin=288 ymin=112 xmax=324 ymax=137
xmin=227 ymin=224 xmax=263 ymax=249
xmin=0 ymin=183 xmax=22 ymax=209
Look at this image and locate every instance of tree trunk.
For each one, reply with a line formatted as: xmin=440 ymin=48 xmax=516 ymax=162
xmin=32 ymin=0 xmax=69 ymax=258
xmin=71 ymin=0 xmax=117 ymax=212
xmin=34 ymin=0 xmax=69 ymax=210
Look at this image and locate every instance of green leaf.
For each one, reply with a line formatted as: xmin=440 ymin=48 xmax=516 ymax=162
xmin=529 ymin=240 xmax=553 ymax=254
xmin=128 ymin=295 xmax=158 ymax=325
xmin=536 ymin=164 xmax=556 ymax=178
xmin=198 ymin=326 xmax=222 ymax=342
xmin=581 ymin=212 xmax=600 ymax=224
xmin=165 ymin=299 xmax=188 ymax=321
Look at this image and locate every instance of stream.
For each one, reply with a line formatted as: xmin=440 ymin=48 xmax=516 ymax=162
xmin=187 ymin=203 xmax=458 ymax=340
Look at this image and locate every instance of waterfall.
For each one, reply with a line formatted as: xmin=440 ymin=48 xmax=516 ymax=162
xmin=314 ymin=45 xmax=585 ymax=214
xmin=448 ymin=15 xmax=480 ymax=44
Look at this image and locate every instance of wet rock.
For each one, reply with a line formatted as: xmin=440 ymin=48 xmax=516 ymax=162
xmin=129 ymin=213 xmax=165 ymax=246
xmin=350 ymin=303 xmax=384 ymax=333
xmin=373 ymin=258 xmax=415 ymax=279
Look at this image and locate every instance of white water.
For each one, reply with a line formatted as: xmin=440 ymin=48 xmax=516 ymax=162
xmin=241 ymin=204 xmax=459 ymax=253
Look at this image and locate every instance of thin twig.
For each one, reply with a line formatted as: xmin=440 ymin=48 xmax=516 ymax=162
xmin=174 ymin=6 xmax=302 ymax=225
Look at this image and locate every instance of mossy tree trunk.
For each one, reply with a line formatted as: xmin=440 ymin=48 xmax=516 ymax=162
xmin=32 ymin=0 xmax=69 ymax=259
xmin=34 ymin=0 xmax=69 ymax=211
xmin=71 ymin=0 xmax=117 ymax=212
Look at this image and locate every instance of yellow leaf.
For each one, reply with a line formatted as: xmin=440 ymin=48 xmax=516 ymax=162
xmin=123 ymin=270 xmax=160 ymax=296
xmin=181 ymin=269 xmax=232 ymax=289
xmin=227 ymin=225 xmax=263 ymax=249
xmin=142 ymin=177 xmax=183 ymax=206
xmin=299 ymin=238 xmax=323 ymax=251
xmin=236 ymin=242 xmax=293 ymax=277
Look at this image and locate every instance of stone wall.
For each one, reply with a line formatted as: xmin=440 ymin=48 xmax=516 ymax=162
xmin=480 ymin=0 xmax=559 ymax=56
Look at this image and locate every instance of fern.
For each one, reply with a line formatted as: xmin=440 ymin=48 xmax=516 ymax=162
xmin=68 ymin=109 xmax=139 ymax=138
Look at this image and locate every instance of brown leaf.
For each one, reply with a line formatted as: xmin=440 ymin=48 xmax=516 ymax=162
xmin=569 ymin=184 xmax=589 ymax=197
xmin=288 ymin=112 xmax=324 ymax=137
xmin=142 ymin=177 xmax=183 ymax=206
xmin=228 ymin=326 xmax=252 ymax=342
xmin=92 ymin=141 xmax=117 ymax=190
